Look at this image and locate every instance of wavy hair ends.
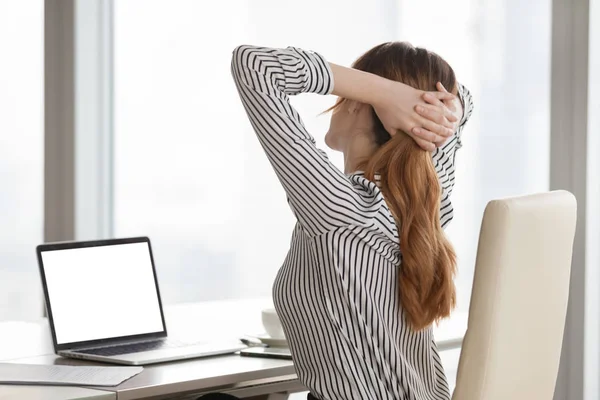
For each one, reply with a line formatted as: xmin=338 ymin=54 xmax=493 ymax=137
xmin=364 ymin=133 xmax=457 ymax=330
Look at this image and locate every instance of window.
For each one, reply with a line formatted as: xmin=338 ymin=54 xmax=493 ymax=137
xmin=0 ymin=1 xmax=44 ymax=321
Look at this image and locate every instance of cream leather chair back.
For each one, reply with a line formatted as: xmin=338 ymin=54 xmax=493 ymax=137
xmin=452 ymin=191 xmax=577 ymax=400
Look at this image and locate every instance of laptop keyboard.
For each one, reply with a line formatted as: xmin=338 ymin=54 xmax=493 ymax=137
xmin=77 ymin=339 xmax=195 ymax=357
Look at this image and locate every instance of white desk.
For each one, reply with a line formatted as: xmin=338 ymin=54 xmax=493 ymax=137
xmin=0 ymin=300 xmax=466 ymax=400
xmin=0 ymin=385 xmax=115 ymax=400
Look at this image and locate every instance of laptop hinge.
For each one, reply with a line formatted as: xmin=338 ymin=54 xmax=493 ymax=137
xmin=67 ymin=334 xmax=167 ymax=351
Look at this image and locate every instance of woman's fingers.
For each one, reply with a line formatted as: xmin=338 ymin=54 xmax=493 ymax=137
xmin=412 ymin=127 xmax=444 ymax=147
xmin=423 ymin=92 xmax=444 ymax=107
xmin=423 ymin=91 xmax=455 ymax=103
xmin=416 ymin=116 xmax=454 ymax=138
xmin=411 ymin=132 xmax=437 ymax=151
xmin=436 ymin=81 xmax=449 ymax=93
xmin=446 ymin=112 xmax=459 ymax=123
xmin=420 ymin=91 xmax=458 ymax=122
xmin=435 ymin=81 xmax=461 ymax=116
xmin=415 ymin=104 xmax=445 ymax=126
xmin=416 ymin=103 xmax=457 ymax=125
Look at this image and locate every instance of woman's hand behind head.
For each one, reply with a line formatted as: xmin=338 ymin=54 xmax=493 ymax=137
xmin=373 ymin=79 xmax=457 ymax=151
xmin=415 ymin=82 xmax=463 ymax=146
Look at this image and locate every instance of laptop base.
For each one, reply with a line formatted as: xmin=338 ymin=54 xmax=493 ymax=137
xmin=60 ymin=341 xmax=246 ymax=366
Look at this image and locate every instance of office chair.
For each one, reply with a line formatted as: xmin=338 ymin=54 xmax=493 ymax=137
xmin=452 ymin=191 xmax=577 ymax=400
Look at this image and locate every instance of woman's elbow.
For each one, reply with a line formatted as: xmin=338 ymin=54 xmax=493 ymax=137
xmin=231 ymin=45 xmax=254 ymax=70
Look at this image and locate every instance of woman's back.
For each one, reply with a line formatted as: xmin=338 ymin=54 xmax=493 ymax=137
xmin=273 ymin=166 xmax=459 ymax=400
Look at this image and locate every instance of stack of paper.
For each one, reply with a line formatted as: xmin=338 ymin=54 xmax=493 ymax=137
xmin=0 ymin=363 xmax=143 ymax=387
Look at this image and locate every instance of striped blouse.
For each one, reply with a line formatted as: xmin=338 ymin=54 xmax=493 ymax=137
xmin=231 ymin=45 xmax=474 ymax=400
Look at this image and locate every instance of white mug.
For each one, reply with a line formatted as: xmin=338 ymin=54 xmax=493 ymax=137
xmin=261 ymin=308 xmax=285 ymax=339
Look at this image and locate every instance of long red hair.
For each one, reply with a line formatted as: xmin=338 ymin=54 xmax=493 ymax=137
xmin=332 ymin=42 xmax=458 ymax=330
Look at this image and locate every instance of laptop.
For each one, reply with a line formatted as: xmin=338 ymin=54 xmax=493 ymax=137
xmin=36 ymin=236 xmax=245 ymax=365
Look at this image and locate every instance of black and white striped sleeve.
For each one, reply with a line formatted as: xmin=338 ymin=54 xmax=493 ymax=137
xmin=231 ymin=45 xmax=375 ymax=236
xmin=454 ymin=83 xmax=474 ymax=149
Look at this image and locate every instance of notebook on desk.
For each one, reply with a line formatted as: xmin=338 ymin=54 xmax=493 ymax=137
xmin=0 ymin=363 xmax=143 ymax=386
xmin=36 ymin=237 xmax=245 ymax=366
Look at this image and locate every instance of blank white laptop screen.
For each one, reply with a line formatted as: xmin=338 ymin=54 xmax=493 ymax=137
xmin=40 ymin=242 xmax=165 ymax=345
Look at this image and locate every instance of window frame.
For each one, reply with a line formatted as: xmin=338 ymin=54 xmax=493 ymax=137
xmin=549 ymin=0 xmax=595 ymax=398
xmin=45 ymin=0 xmax=114 ymax=245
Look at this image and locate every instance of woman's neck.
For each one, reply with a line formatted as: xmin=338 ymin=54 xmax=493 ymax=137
xmin=342 ymin=134 xmax=379 ymax=174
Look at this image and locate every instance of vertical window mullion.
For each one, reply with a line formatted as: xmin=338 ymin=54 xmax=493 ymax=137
xmin=74 ymin=0 xmax=114 ymax=240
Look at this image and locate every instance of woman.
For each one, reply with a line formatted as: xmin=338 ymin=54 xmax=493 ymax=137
xmin=230 ymin=42 xmax=472 ymax=400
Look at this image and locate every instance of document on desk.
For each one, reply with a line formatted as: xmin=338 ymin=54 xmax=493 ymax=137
xmin=0 ymin=363 xmax=143 ymax=386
